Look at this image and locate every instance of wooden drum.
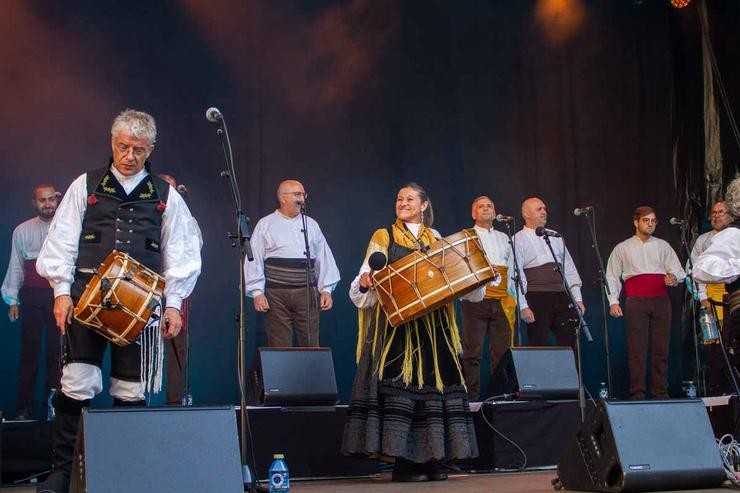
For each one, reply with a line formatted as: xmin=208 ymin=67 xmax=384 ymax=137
xmin=371 ymin=229 xmax=497 ymax=327
xmin=74 ymin=250 xmax=164 ymax=346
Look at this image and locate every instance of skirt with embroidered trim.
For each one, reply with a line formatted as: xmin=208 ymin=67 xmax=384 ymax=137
xmin=341 ymin=307 xmax=479 ymax=463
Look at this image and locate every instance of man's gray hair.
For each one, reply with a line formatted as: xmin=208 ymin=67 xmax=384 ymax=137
xmin=111 ymin=109 xmax=157 ymax=144
xmin=726 ymin=176 xmax=740 ymax=219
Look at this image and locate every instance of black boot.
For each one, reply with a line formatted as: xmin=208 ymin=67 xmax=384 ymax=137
xmin=422 ymin=462 xmax=449 ymax=481
xmin=391 ymin=458 xmax=429 ymax=482
xmin=38 ymin=393 xmax=89 ymax=493
xmin=112 ymin=397 xmax=146 ymax=407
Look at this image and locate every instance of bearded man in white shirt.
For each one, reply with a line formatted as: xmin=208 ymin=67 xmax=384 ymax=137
xmin=36 ymin=109 xmax=202 ymax=493
xmin=2 ymin=184 xmax=60 ymax=419
xmin=607 ymin=206 xmax=685 ymax=400
xmin=244 ymin=180 xmax=340 ymax=347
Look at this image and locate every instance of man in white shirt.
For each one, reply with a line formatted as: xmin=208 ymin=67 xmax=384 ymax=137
xmin=514 ymin=197 xmax=585 ymax=347
xmin=460 ymin=196 xmax=517 ymax=400
xmin=2 ymin=184 xmax=59 ymax=419
xmin=244 ymin=180 xmax=340 ymax=347
xmin=689 ymin=200 xmax=733 ymax=394
xmin=36 ymin=110 xmax=202 ymax=493
xmin=695 ymin=178 xmax=740 ymax=390
xmin=607 ymin=206 xmax=685 ymax=399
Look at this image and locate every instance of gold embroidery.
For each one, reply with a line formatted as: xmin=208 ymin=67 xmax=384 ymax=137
xmin=139 ymin=181 xmax=155 ymax=200
xmin=84 ymin=233 xmax=96 ymax=241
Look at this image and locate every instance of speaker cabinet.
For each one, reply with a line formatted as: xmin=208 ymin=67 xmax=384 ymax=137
xmin=251 ymin=347 xmax=338 ymax=406
xmin=556 ymin=400 xmax=725 ymax=492
xmin=488 ymin=347 xmax=578 ymax=399
xmin=69 ymin=407 xmax=243 ymax=493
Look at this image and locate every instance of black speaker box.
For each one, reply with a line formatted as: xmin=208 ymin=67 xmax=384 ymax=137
xmin=488 ymin=346 xmax=578 ymax=399
xmin=69 ymin=407 xmax=243 ymax=493
xmin=556 ymin=400 xmax=726 ymax=492
xmin=251 ymin=347 xmax=338 ymax=406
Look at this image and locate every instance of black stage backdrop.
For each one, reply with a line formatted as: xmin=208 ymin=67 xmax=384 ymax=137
xmin=0 ymin=0 xmax=737 ymax=412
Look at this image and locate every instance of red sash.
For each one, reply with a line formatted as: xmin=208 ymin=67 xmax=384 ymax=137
xmin=624 ymin=273 xmax=666 ymax=298
xmin=23 ymin=260 xmax=51 ymax=289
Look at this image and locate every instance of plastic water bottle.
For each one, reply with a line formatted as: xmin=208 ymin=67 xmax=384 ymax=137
xmin=698 ymin=307 xmax=720 ymax=345
xmin=269 ymin=454 xmax=289 ymax=492
xmin=47 ymin=388 xmax=57 ymax=421
xmin=598 ymin=382 xmax=609 ymax=400
xmin=684 ymin=381 xmax=697 ymax=399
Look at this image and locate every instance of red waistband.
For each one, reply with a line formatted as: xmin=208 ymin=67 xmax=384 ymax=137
xmin=23 ymin=260 xmax=50 ymax=289
xmin=624 ymin=273 xmax=667 ymax=298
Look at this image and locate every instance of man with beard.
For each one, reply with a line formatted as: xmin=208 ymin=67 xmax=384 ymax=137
xmin=694 ymin=178 xmax=740 ymax=392
xmin=2 ymin=184 xmax=60 ymax=419
xmin=607 ymin=206 xmax=685 ymax=399
xmin=514 ymin=197 xmax=585 ymax=347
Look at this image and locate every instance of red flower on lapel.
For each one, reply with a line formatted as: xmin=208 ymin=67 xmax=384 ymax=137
xmin=87 ymin=194 xmax=98 ymax=206
xmin=156 ymin=201 xmax=167 ymax=213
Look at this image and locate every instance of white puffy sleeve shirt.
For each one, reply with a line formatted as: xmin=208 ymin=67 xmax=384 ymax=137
xmin=2 ymin=217 xmax=51 ymax=305
xmin=36 ymin=168 xmax=202 ymax=309
xmin=693 ymin=228 xmax=740 ymax=285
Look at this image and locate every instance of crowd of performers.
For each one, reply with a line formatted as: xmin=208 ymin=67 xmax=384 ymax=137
xmin=2 ymin=108 xmax=739 ymax=489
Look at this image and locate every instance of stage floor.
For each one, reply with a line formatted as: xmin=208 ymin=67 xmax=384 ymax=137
xmin=272 ymin=470 xmax=734 ymax=493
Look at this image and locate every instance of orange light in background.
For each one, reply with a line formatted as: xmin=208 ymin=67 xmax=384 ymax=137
xmin=670 ymin=0 xmax=691 ymax=8
xmin=534 ymin=0 xmax=586 ymax=47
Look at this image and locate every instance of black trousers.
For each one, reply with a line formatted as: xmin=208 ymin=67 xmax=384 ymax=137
xmin=16 ymin=287 xmax=60 ymax=408
xmin=525 ymin=291 xmax=578 ymax=347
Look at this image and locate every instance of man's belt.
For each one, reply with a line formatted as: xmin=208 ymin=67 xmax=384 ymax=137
xmin=265 ymin=257 xmax=316 ymax=289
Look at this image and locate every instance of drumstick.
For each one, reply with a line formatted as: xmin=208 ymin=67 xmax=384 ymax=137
xmin=359 ymin=252 xmax=388 ymax=293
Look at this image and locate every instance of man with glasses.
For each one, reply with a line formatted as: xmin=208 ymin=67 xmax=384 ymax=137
xmin=606 ymin=206 xmax=685 ymax=399
xmin=690 ymin=201 xmax=733 ymax=316
xmin=2 ymin=184 xmax=60 ymax=419
xmin=244 ymin=180 xmax=340 ymax=346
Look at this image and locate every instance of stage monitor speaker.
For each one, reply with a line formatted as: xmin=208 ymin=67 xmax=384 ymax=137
xmin=69 ymin=406 xmax=243 ymax=493
xmin=251 ymin=347 xmax=338 ymax=406
xmin=488 ymin=346 xmax=578 ymax=399
xmin=556 ymin=400 xmax=725 ymax=492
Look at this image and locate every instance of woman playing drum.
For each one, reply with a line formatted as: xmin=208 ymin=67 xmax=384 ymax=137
xmin=341 ymin=182 xmax=484 ymax=482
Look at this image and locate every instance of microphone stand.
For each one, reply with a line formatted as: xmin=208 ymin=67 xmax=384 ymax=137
xmin=299 ymin=202 xmax=315 ymax=346
xmin=677 ymin=222 xmax=705 ymax=396
xmin=209 ymin=113 xmax=257 ymax=491
xmin=580 ymin=208 xmax=613 ymax=397
xmin=541 ymin=231 xmax=593 ymax=422
xmin=179 ymin=188 xmax=193 ymax=406
xmin=501 ymin=219 xmax=524 ymax=346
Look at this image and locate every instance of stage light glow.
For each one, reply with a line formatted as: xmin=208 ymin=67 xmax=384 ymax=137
xmin=670 ymin=0 xmax=691 ymax=8
xmin=534 ymin=0 xmax=586 ymax=46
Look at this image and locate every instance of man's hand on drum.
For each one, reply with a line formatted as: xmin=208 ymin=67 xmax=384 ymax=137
xmin=320 ymin=291 xmax=333 ymax=311
xmin=253 ymin=293 xmax=270 ymax=312
xmin=359 ymin=272 xmax=374 ymax=291
xmin=521 ymin=307 xmax=535 ymax=323
xmin=163 ymin=307 xmax=182 ymax=339
xmin=54 ymin=295 xmax=74 ymax=334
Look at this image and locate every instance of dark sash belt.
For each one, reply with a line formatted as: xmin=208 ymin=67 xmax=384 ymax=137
xmin=523 ymin=263 xmax=564 ymax=292
xmin=265 ymin=257 xmax=317 ymax=289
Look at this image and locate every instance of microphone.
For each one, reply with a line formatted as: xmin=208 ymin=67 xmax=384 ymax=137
xmin=495 ymin=214 xmax=514 ymax=222
xmin=176 ymin=184 xmax=189 ymax=194
xmin=573 ymin=206 xmax=593 ymax=216
xmin=669 ymin=217 xmax=685 ymax=226
xmin=359 ymin=251 xmax=388 ymax=293
xmin=205 ymin=107 xmax=223 ymax=123
xmin=535 ymin=226 xmax=562 ymax=238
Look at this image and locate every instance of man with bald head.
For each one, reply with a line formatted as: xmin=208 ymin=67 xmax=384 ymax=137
xmin=513 ymin=197 xmax=585 ymax=346
xmin=245 ymin=180 xmax=340 ymax=346
xmin=461 ymin=196 xmax=517 ymax=400
xmin=2 ymin=184 xmax=60 ymax=419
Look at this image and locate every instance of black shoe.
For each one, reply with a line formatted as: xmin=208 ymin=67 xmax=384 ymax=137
xmin=392 ymin=458 xmax=430 ymax=482
xmin=422 ymin=462 xmax=449 ymax=481
xmin=38 ymin=394 xmax=87 ymax=493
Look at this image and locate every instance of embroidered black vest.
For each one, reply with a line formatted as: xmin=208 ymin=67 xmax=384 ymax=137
xmin=76 ymin=165 xmax=170 ymax=275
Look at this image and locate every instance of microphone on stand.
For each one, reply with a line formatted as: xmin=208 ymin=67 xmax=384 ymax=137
xmin=205 ymin=107 xmax=223 ymax=123
xmin=573 ymin=206 xmax=594 ymax=217
xmin=359 ymin=252 xmax=388 ymax=293
xmin=669 ymin=217 xmax=686 ymax=226
xmin=495 ymin=214 xmax=514 ymax=222
xmin=535 ymin=226 xmax=562 ymax=238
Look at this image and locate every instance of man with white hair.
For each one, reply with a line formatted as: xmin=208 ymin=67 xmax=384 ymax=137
xmin=36 ymin=109 xmax=202 ymax=492
xmin=695 ymin=178 xmax=740 ymax=375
